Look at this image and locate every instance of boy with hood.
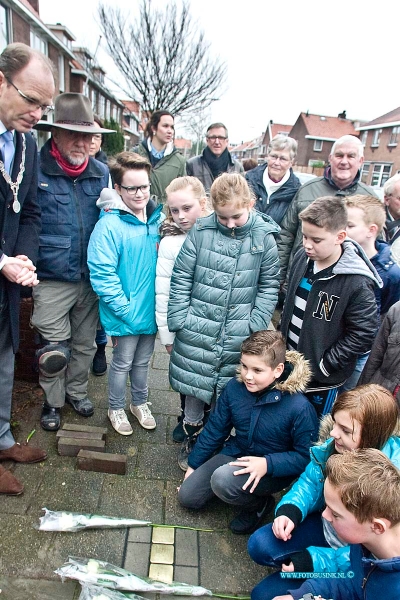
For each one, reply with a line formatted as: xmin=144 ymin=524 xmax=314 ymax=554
xmin=87 ymin=152 xmax=164 ymax=435
xmin=178 ymin=331 xmax=319 ymax=535
xmin=280 ymin=196 xmax=381 ymax=416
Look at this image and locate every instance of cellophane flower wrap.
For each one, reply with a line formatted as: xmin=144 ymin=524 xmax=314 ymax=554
xmin=38 ymin=508 xmax=150 ymax=531
xmin=56 ymin=557 xmax=212 ymax=596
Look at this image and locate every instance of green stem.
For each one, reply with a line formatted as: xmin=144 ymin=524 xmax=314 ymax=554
xmin=26 ymin=429 xmax=36 ymax=443
xmin=151 ymin=523 xmax=214 ymax=532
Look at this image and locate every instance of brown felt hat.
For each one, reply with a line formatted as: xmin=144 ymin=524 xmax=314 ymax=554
xmin=34 ymin=93 xmax=115 ymax=134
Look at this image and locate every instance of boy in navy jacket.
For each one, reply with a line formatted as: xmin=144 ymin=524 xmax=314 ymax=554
xmin=178 ymin=331 xmax=319 ymax=535
xmin=274 ymin=448 xmax=400 ymax=600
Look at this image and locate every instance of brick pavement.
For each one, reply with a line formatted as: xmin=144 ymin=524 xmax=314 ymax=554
xmin=0 ymin=338 xmax=274 ymax=599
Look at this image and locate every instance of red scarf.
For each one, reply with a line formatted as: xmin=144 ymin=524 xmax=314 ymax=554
xmin=50 ymin=138 xmax=89 ymax=177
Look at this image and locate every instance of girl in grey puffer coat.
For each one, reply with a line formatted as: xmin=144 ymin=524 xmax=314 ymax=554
xmin=167 ymin=173 xmax=280 ymax=469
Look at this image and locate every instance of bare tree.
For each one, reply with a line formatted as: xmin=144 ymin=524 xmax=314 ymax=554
xmin=182 ymin=108 xmax=211 ymax=155
xmin=98 ymin=0 xmax=226 ymax=116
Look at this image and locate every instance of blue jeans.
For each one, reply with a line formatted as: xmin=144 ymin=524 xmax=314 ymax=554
xmin=108 ymin=334 xmax=156 ymax=410
xmin=184 ymin=395 xmax=206 ymax=425
xmin=339 ymin=352 xmax=370 ymax=393
xmin=248 ymin=512 xmax=328 ymax=600
xmin=0 ymin=303 xmax=16 ymax=450
xmin=95 ymin=324 xmax=107 ymax=346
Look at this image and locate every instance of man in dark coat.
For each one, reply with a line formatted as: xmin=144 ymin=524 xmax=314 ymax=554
xmin=0 ymin=43 xmax=55 ymax=495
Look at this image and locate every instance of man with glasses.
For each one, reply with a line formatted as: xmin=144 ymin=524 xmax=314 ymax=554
xmin=0 ymin=43 xmax=54 ymax=495
xmin=31 ymin=93 xmax=114 ymax=433
xmin=186 ymin=122 xmax=243 ymax=192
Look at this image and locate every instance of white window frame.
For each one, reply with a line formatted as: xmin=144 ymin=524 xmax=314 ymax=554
xmin=371 ymin=163 xmax=392 ymax=187
xmin=313 ymin=139 xmax=323 ymax=152
xmin=30 ymin=29 xmax=48 ymax=55
xmin=360 ymin=131 xmax=368 ymax=146
xmin=389 ymin=126 xmax=400 ymax=146
xmin=58 ymin=54 xmax=65 ymax=93
xmin=371 ymin=129 xmax=382 ymax=147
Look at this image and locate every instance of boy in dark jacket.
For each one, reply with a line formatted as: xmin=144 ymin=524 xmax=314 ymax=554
xmin=178 ymin=331 xmax=319 ymax=535
xmin=280 ymin=196 xmax=380 ymax=416
xmin=275 ymin=448 xmax=400 ymax=600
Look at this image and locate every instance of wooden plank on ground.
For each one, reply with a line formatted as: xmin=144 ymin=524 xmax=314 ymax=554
xmin=58 ymin=437 xmax=105 ymax=457
xmin=77 ymin=449 xmax=127 ymax=475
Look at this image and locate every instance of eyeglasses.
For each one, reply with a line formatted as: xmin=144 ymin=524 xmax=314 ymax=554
xmin=268 ymin=153 xmax=291 ymax=164
xmin=119 ymin=184 xmax=151 ymax=196
xmin=6 ymin=77 xmax=54 ymax=115
xmin=207 ymin=136 xmax=227 ymax=142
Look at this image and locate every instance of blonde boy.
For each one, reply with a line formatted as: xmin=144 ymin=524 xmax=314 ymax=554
xmin=274 ymin=449 xmax=400 ymax=600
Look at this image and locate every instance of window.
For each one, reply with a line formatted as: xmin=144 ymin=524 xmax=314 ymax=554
xmin=92 ymin=90 xmax=98 ymax=114
xmin=371 ymin=129 xmax=382 ymax=147
xmin=313 ymin=139 xmax=323 ymax=152
xmin=389 ymin=127 xmax=400 ymax=146
xmin=371 ymin=164 xmax=392 ymax=187
xmin=58 ymin=55 xmax=65 ymax=92
xmin=360 ymin=131 xmax=368 ymax=146
xmin=99 ymin=95 xmax=106 ymax=118
xmin=0 ymin=4 xmax=9 ymax=52
xmin=361 ymin=162 xmax=370 ymax=184
xmin=30 ymin=30 xmax=48 ymax=55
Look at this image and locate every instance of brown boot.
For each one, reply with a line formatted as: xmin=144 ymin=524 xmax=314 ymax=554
xmin=0 ymin=465 xmax=23 ymax=495
xmin=0 ymin=442 xmax=47 ymax=463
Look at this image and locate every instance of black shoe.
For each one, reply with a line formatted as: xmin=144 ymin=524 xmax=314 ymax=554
xmin=229 ymin=496 xmax=275 ymax=535
xmin=172 ymin=419 xmax=185 ymax=443
xmin=92 ymin=344 xmax=107 ymax=376
xmin=40 ymin=403 xmax=61 ymax=431
xmin=65 ymin=396 xmax=94 ymax=417
xmin=178 ymin=423 xmax=202 ymax=471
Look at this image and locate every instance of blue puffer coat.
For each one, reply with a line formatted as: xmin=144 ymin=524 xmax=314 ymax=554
xmin=87 ymin=189 xmax=163 ymax=336
xmin=36 ymin=139 xmax=109 ymax=281
xmin=246 ymin=164 xmax=301 ymax=225
xmin=290 ymin=545 xmax=400 ymax=600
xmin=188 ymin=351 xmax=319 ymax=476
xmin=275 ymin=434 xmax=400 ymax=573
xmin=371 ymin=240 xmax=400 ymax=315
xmin=167 ymin=210 xmax=280 ymax=404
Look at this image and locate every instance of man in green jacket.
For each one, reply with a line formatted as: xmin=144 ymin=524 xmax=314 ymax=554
xmin=277 ymin=134 xmax=376 ymax=285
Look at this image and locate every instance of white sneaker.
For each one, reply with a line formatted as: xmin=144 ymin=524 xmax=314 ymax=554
xmin=108 ymin=409 xmax=133 ymax=436
xmin=130 ymin=402 xmax=156 ymax=430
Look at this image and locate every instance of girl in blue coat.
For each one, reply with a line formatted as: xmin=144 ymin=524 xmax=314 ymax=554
xmin=248 ymin=383 xmax=400 ymax=600
xmin=88 ymin=152 xmax=163 ymax=436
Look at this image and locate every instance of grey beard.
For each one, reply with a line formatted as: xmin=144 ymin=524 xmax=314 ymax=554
xmin=64 ymin=153 xmax=87 ymax=166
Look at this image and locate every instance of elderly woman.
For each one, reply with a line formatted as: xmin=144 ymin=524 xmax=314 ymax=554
xmin=246 ymin=135 xmax=300 ymax=225
xmin=134 ymin=110 xmax=186 ymax=204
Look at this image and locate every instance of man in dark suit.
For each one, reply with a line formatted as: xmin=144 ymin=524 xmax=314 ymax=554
xmin=0 ymin=43 xmax=55 ymax=495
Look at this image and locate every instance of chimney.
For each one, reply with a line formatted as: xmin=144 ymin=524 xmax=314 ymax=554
xmin=338 ymin=110 xmax=347 ymax=119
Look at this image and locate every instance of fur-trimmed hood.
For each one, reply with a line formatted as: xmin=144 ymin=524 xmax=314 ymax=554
xmin=237 ymin=350 xmax=311 ymax=395
xmin=160 ymin=218 xmax=186 ymax=238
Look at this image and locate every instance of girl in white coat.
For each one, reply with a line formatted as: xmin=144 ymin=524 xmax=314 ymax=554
xmin=156 ymin=176 xmax=210 ymax=441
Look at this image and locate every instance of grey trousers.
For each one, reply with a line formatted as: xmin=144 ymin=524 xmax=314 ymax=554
xmin=31 ymin=280 xmax=99 ymax=407
xmin=0 ymin=302 xmax=16 ymax=450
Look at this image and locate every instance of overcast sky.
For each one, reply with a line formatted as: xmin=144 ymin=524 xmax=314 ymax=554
xmin=39 ymin=0 xmax=399 ymax=144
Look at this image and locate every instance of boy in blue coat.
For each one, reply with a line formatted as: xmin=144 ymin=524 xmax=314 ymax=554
xmin=274 ymin=448 xmax=400 ymax=600
xmin=178 ymin=331 xmax=319 ymax=535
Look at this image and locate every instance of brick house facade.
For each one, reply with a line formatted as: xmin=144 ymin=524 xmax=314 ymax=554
xmin=356 ymin=107 xmax=400 ymax=187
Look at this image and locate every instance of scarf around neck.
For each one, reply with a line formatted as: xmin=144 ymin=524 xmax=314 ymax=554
xmin=50 ymin=138 xmax=89 ymax=177
xmin=203 ymin=146 xmax=230 ymax=179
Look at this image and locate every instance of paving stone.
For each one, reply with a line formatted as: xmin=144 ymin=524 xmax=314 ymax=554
xmin=150 ymin=543 xmax=174 ymax=564
xmin=27 ymin=469 xmax=104 ymax=515
xmin=99 ymin=478 xmax=165 ymax=522
xmin=128 ymin=526 xmax=152 ymax=543
xmin=165 ymin=482 xmax=232 ymax=530
xmin=173 ymin=565 xmax=199 ymax=586
xmin=136 ymin=444 xmax=184 ymax=480
xmin=198 ymin=531 xmax=267 ymax=594
xmin=152 ymin=526 xmax=175 ymax=544
xmin=148 ymin=390 xmax=181 ymax=416
xmin=0 ymin=463 xmax=45 ymax=515
xmin=148 ymin=563 xmax=173 ymax=584
xmin=151 ymin=352 xmax=170 ymax=371
xmin=124 ymin=541 xmax=151 ymax=577
xmin=0 ymin=577 xmax=78 ymax=599
xmin=175 ymin=529 xmax=198 ymax=566
xmin=147 ymin=369 xmax=171 ymax=391
xmin=0 ymin=514 xmax=56 ymax=578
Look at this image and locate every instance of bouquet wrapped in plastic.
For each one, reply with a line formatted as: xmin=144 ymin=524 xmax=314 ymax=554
xmin=56 ymin=557 xmax=212 ymax=596
xmin=78 ymin=583 xmax=145 ymax=599
xmin=38 ymin=508 xmax=150 ymax=532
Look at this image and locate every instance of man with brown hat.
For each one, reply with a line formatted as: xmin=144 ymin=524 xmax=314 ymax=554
xmin=31 ymin=93 xmax=113 ymax=432
xmin=0 ymin=43 xmax=54 ymax=496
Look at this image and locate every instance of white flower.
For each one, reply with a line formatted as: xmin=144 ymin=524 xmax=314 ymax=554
xmin=86 ymin=559 xmax=100 ymax=574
